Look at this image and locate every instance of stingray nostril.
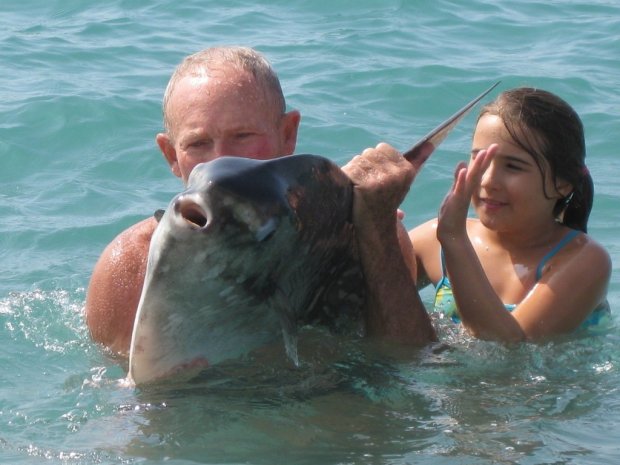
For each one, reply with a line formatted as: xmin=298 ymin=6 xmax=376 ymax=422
xmin=177 ymin=199 xmax=208 ymax=228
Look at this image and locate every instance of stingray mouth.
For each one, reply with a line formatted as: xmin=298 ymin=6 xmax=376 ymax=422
xmin=176 ymin=198 xmax=209 ymax=228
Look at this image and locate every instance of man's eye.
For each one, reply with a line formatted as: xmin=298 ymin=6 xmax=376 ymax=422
xmin=235 ymin=132 xmax=253 ymax=140
xmin=188 ymin=140 xmax=207 ymax=148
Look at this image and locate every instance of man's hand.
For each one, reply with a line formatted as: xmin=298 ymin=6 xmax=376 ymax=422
xmin=342 ymin=142 xmax=417 ymax=230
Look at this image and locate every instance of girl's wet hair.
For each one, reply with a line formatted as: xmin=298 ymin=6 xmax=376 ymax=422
xmin=478 ymin=87 xmax=593 ymax=232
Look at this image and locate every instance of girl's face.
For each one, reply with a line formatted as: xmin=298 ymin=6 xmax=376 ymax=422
xmin=470 ymin=114 xmax=569 ymax=234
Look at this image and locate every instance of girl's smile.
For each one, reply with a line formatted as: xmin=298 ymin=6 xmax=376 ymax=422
xmin=478 ymin=196 xmax=508 ymax=213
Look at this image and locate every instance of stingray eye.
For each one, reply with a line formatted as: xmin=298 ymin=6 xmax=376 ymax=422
xmin=255 ymin=217 xmax=278 ymax=242
xmin=176 ymin=198 xmax=208 ymax=228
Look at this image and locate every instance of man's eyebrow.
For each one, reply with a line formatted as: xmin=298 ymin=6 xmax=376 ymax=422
xmin=182 ymin=129 xmax=209 ymax=139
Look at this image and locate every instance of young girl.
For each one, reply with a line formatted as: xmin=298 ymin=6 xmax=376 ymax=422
xmin=409 ymin=87 xmax=611 ymax=342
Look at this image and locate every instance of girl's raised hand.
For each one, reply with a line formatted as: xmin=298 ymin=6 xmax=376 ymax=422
xmin=437 ymin=144 xmax=497 ymax=242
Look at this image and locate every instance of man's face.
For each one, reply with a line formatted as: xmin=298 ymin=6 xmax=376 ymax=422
xmin=158 ymin=70 xmax=299 ymax=184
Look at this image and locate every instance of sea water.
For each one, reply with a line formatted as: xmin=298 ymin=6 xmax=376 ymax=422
xmin=1 ymin=0 xmax=619 ymax=463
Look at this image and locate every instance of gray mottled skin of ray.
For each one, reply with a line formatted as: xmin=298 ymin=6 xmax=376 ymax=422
xmin=128 ymin=155 xmax=364 ymax=385
xmin=127 ymin=83 xmax=500 ymax=385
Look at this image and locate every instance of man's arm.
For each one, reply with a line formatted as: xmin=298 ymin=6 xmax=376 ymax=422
xmin=342 ymin=143 xmax=436 ymax=345
xmin=84 ymin=218 xmax=157 ymax=356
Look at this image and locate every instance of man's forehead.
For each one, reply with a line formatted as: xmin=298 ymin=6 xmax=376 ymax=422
xmin=167 ymin=70 xmax=280 ymax=133
xmin=181 ymin=68 xmax=256 ymax=90
xmin=172 ymin=72 xmax=269 ymax=109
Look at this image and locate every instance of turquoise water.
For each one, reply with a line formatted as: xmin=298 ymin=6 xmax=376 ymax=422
xmin=1 ymin=0 xmax=619 ymax=463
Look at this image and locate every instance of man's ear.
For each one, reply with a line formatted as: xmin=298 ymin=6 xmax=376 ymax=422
xmin=156 ymin=133 xmax=181 ymax=178
xmin=280 ymin=110 xmax=301 ymax=155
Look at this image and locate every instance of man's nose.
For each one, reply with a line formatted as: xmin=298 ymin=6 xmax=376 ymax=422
xmin=212 ymin=140 xmax=230 ymax=157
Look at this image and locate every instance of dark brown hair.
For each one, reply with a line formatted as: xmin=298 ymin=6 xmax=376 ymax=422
xmin=478 ymin=87 xmax=593 ymax=232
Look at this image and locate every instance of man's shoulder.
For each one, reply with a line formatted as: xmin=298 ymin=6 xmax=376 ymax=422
xmin=120 ymin=216 xmax=159 ymax=239
xmin=99 ymin=216 xmax=159 ymax=271
xmin=113 ymin=217 xmax=158 ymax=252
xmin=86 ymin=216 xmax=158 ymax=355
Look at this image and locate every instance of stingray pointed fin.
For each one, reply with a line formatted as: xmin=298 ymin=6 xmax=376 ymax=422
xmin=271 ymin=287 xmax=300 ymax=367
xmin=154 ymin=209 xmax=166 ymax=222
xmin=403 ymin=81 xmax=500 ymax=167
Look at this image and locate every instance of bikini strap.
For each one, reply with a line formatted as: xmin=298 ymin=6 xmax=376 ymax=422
xmin=535 ymin=229 xmax=580 ymax=281
xmin=434 ymin=247 xmax=454 ymax=289
xmin=439 ymin=247 xmax=448 ymax=277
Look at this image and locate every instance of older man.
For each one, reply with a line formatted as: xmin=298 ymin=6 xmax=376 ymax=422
xmin=84 ymin=46 xmax=435 ymax=355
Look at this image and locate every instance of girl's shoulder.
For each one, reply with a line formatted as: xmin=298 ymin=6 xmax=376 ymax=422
xmin=409 ymin=217 xmax=480 ymax=245
xmin=569 ymin=231 xmax=612 ymax=274
xmin=536 ymin=228 xmax=612 ymax=290
xmin=409 ymin=217 xmax=438 ymax=238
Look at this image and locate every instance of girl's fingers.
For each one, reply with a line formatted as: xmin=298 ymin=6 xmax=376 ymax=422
xmin=451 ymin=162 xmax=468 ymax=196
xmin=461 ymin=143 xmax=497 ymax=195
xmin=469 ymin=144 xmax=497 ymax=178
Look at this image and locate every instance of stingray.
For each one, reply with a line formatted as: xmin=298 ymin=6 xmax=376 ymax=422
xmin=128 ymin=83 xmax=499 ymax=384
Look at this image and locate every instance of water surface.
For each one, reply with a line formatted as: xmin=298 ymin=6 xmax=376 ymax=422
xmin=1 ymin=1 xmax=619 ymax=463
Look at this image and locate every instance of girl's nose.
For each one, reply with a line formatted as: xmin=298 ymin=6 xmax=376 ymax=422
xmin=479 ymin=160 xmax=498 ymax=189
